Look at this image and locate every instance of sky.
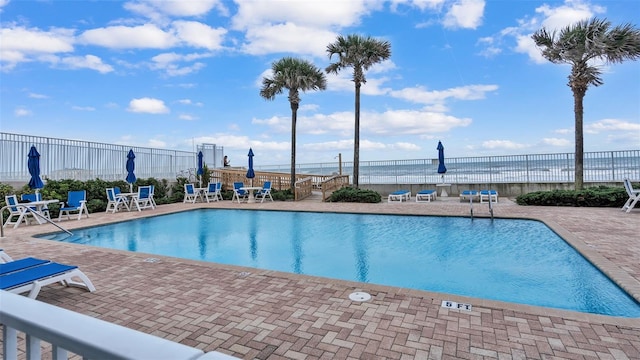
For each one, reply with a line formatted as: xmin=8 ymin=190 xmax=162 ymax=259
xmin=1 ymin=0 xmax=639 ymax=167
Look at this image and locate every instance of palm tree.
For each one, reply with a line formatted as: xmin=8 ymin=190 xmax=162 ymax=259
xmin=532 ymin=18 xmax=640 ymax=190
xmin=326 ymin=34 xmax=391 ymax=188
xmin=260 ymin=57 xmax=327 ymax=190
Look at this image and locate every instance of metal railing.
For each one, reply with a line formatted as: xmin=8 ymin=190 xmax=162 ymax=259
xmin=0 ymin=205 xmax=72 ymax=238
xmin=0 ymin=132 xmax=199 ymax=182
xmin=0 ymin=290 xmax=238 ymax=360
xmin=259 ymin=150 xmax=640 ymax=184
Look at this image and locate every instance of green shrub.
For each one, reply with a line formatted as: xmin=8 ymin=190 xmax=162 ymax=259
xmin=272 ymin=189 xmax=294 ymax=201
xmin=328 ymin=187 xmax=381 ymax=203
xmin=515 ymin=186 xmax=628 ymax=207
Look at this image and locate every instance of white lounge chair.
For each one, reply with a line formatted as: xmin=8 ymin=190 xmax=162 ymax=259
xmin=58 ymin=190 xmax=89 ymax=221
xmin=388 ymin=190 xmax=411 ymax=202
xmin=459 ymin=190 xmax=479 ymax=202
xmin=622 ymin=178 xmax=640 ymax=213
xmin=0 ymin=257 xmax=96 ymax=299
xmin=415 ymin=189 xmax=436 ymax=202
xmin=480 ymin=190 xmax=498 ymax=203
xmin=0 ymin=249 xmax=13 ymax=263
xmin=255 ymin=181 xmax=274 ymax=203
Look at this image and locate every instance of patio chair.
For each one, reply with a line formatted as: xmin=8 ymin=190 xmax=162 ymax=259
xmin=184 ymin=183 xmax=198 ymax=203
xmin=106 ymin=188 xmax=130 ymax=213
xmin=131 ymin=185 xmax=154 ymax=211
xmin=0 ymin=257 xmax=96 ymax=299
xmin=149 ymin=184 xmax=157 ymax=207
xmin=21 ymin=193 xmax=51 ymax=219
xmin=459 ymin=190 xmax=479 ymax=202
xmin=622 ymin=178 xmax=640 ymax=213
xmin=255 ymin=181 xmax=274 ymax=203
xmin=415 ymin=189 xmax=436 ymax=202
xmin=204 ymin=182 xmax=219 ymax=202
xmin=388 ymin=190 xmax=411 ymax=203
xmin=58 ymin=190 xmax=89 ymax=221
xmin=3 ymin=195 xmax=36 ymax=228
xmin=215 ymin=181 xmax=224 ymax=201
xmin=479 ymin=190 xmax=498 ymax=203
xmin=232 ymin=182 xmax=248 ymax=203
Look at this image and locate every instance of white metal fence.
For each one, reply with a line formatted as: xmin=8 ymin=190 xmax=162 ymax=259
xmin=2 ymin=132 xmax=637 ymax=185
xmin=0 ymin=133 xmax=211 ymax=182
xmin=258 ymin=150 xmax=640 ymax=184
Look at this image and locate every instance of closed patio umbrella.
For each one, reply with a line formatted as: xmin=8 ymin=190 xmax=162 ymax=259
xmin=246 ymin=148 xmax=255 ymax=186
xmin=437 ymin=141 xmax=447 ymax=182
xmin=197 ymin=151 xmax=204 ymax=187
xmin=126 ymin=149 xmax=136 ymax=192
xmin=28 ymin=145 xmax=44 ymax=191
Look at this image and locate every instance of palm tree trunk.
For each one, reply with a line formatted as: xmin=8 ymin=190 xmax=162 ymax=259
xmin=353 ymin=83 xmax=361 ymax=188
xmin=573 ymin=90 xmax=585 ymax=190
xmin=290 ymin=103 xmax=298 ymax=191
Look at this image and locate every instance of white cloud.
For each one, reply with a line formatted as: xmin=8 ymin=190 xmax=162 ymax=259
xmin=178 ymin=114 xmax=197 ymax=121
xmin=150 ymin=52 xmax=209 ymax=76
xmin=0 ymin=26 xmax=75 ymax=69
xmin=28 ymin=93 xmax=49 ymax=99
xmin=127 ymin=97 xmax=170 ymax=114
xmin=59 ymin=54 xmax=114 ymax=73
xmin=79 ymin=24 xmax=177 ymax=49
xmin=481 ymin=140 xmax=528 ymax=150
xmin=443 ymin=0 xmax=485 ymax=29
xmin=14 ymin=107 xmax=32 ymax=117
xmin=585 ymin=119 xmax=640 ymax=133
xmin=124 ymin=0 xmax=226 ymax=18
xmin=541 ymin=138 xmax=571 ymax=147
xmin=241 ymin=23 xmax=336 ymax=57
xmin=390 ymin=84 xmax=498 ymax=104
xmin=171 ymin=21 xmax=227 ymax=50
xmin=72 ymin=106 xmax=96 ymax=111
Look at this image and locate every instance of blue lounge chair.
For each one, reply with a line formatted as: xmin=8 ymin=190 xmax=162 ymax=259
xmin=388 ymin=190 xmax=411 ymax=202
xmin=255 ymin=181 xmax=273 ymax=203
xmin=480 ymin=190 xmax=498 ymax=203
xmin=459 ymin=190 xmax=479 ymax=202
xmin=0 ymin=257 xmax=50 ymax=275
xmin=232 ymin=182 xmax=247 ymax=203
xmin=58 ymin=190 xmax=89 ymax=221
xmin=415 ymin=189 xmax=436 ymax=202
xmin=0 ymin=257 xmax=95 ymax=299
xmin=106 ymin=188 xmax=130 ymax=213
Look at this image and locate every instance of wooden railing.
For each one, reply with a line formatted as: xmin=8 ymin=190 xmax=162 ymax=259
xmin=209 ymin=169 xmax=350 ymax=201
xmin=320 ymin=175 xmax=350 ymax=202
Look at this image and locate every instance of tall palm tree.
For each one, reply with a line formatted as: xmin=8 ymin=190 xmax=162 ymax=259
xmin=532 ymin=18 xmax=640 ymax=190
xmin=260 ymin=57 xmax=327 ymax=190
xmin=326 ymin=34 xmax=391 ymax=188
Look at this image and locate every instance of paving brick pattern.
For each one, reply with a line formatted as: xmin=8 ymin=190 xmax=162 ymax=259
xmin=1 ymin=197 xmax=639 ymax=359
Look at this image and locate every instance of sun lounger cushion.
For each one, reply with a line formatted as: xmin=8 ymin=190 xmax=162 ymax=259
xmin=416 ymin=190 xmax=436 ymax=202
xmin=0 ymin=257 xmax=50 ymax=275
xmin=388 ymin=190 xmax=411 ymax=202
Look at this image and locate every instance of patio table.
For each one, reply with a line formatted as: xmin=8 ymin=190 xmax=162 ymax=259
xmin=14 ymin=199 xmax=59 ymax=228
xmin=239 ymin=187 xmax=263 ymax=204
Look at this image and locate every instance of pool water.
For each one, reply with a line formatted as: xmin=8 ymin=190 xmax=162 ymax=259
xmin=39 ymin=209 xmax=640 ymax=317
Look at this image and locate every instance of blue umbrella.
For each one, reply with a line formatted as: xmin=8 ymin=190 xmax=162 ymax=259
xmin=126 ymin=149 xmax=136 ymax=192
xmin=246 ymin=148 xmax=255 ymax=184
xmin=196 ymin=151 xmax=204 ymax=187
xmin=28 ymin=145 xmax=44 ymax=190
xmin=437 ymin=141 xmax=447 ymax=179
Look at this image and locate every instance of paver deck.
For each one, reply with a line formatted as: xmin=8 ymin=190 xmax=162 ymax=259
xmin=1 ymin=198 xmax=639 ymax=359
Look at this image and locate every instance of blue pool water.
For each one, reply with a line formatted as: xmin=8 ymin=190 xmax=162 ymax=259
xmin=39 ymin=209 xmax=640 ymax=317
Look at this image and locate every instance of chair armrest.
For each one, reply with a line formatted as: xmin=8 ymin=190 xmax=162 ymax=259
xmin=58 ymin=201 xmax=66 ymax=207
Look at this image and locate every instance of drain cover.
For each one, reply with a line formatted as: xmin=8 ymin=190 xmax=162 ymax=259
xmin=349 ymin=292 xmax=371 ymax=302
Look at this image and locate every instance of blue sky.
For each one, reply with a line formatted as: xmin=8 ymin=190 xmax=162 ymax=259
xmin=1 ymin=0 xmax=638 ymax=167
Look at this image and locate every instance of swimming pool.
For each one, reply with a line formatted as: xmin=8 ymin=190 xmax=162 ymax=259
xmin=39 ymin=209 xmax=640 ymax=317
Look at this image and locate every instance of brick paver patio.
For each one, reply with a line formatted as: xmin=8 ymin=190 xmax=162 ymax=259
xmin=1 ymin=197 xmax=639 ymax=359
